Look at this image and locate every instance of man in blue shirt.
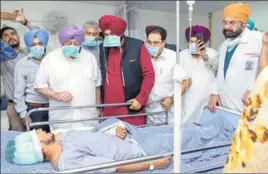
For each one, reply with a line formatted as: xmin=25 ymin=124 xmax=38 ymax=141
xmin=5 ymin=126 xmax=171 ymax=172
xmin=13 ymin=29 xmax=50 ymax=132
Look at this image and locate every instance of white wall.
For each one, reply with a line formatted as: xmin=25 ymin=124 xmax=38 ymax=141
xmin=1 ymin=1 xmax=116 ymax=50
xmin=179 ymin=1 xmax=268 ymax=50
xmin=211 ymin=1 xmax=268 ymax=50
xmin=1 ymin=1 xmax=177 ymax=48
xmin=139 ymin=9 xmax=176 ymax=44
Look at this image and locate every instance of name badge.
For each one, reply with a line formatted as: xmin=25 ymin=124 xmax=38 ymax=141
xmin=245 ymin=61 xmax=254 ymax=71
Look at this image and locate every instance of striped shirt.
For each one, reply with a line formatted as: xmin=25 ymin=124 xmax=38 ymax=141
xmin=0 ymin=48 xmax=29 ymax=100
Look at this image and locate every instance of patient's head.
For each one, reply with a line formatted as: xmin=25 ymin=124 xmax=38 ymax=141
xmin=36 ymin=129 xmax=60 ymax=161
xmin=5 ymin=129 xmax=60 ymax=165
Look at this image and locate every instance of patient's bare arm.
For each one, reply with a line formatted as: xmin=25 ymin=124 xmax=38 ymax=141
xmin=115 ymin=156 xmax=172 ymax=173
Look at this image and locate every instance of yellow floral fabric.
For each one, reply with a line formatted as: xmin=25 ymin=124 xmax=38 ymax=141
xmin=224 ymin=67 xmax=268 ymax=173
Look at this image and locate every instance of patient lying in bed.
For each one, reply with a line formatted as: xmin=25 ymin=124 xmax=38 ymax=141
xmin=5 ymin=122 xmax=172 ymax=173
xmin=5 ymin=115 xmax=235 ymax=173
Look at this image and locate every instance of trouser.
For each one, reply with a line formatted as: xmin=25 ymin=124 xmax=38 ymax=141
xmin=27 ymin=102 xmax=50 ymax=132
xmin=7 ymin=101 xmax=25 ymax=131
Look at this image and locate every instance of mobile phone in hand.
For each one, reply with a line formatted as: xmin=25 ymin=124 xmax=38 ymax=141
xmin=194 ymin=33 xmax=205 ymax=51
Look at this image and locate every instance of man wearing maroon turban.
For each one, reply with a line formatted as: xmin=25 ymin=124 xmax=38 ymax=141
xmin=180 ymin=25 xmax=218 ymax=124
xmin=34 ymin=24 xmax=102 ymax=133
xmin=98 ymin=15 xmax=155 ymax=126
xmin=145 ymin=25 xmax=177 ymax=52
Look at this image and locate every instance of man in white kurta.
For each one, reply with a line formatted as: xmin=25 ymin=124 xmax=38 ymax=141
xmin=144 ymin=26 xmax=189 ymax=125
xmin=207 ymin=3 xmax=264 ymax=113
xmin=34 ymin=25 xmax=101 ymax=133
xmin=181 ymin=25 xmax=218 ymax=124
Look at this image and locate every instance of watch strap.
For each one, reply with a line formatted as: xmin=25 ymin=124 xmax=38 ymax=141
xmin=149 ymin=161 xmax=154 ymax=170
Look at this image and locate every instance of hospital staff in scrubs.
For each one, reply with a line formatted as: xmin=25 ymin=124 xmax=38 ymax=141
xmin=34 ymin=24 xmax=101 ymax=133
xmin=208 ymin=2 xmax=264 ymax=113
xmin=144 ymin=26 xmax=189 ymax=125
xmin=180 ymin=25 xmax=218 ymax=123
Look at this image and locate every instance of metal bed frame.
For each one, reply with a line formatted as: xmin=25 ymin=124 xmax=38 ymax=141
xmin=23 ymin=102 xmax=241 ymax=173
xmin=25 ymin=100 xmax=168 ymax=131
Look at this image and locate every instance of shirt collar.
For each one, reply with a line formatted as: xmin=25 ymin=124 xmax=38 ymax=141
xmin=26 ymin=55 xmax=42 ymax=64
xmin=158 ymin=48 xmax=167 ymax=60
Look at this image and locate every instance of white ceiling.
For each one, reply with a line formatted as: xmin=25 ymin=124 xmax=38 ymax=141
xmin=79 ymin=1 xmax=257 ymax=14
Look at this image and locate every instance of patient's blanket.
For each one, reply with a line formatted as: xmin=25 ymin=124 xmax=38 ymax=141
xmin=92 ymin=114 xmax=236 ymax=163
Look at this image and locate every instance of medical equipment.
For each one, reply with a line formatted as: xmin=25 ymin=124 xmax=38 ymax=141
xmin=1 ymin=106 xmax=240 ymax=173
xmin=187 ymin=1 xmax=195 ymax=42
xmin=173 ymin=1 xmax=196 ymax=173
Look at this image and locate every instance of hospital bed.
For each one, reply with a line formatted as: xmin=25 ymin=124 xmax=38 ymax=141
xmin=1 ymin=103 xmax=241 ymax=173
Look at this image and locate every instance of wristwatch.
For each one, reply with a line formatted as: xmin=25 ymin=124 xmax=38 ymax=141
xmin=149 ymin=161 xmax=154 ymax=171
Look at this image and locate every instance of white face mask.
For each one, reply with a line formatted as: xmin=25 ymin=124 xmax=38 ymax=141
xmin=188 ymin=43 xmax=197 ymax=54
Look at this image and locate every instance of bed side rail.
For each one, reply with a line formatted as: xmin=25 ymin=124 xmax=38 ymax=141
xmin=25 ymin=100 xmax=169 ymax=131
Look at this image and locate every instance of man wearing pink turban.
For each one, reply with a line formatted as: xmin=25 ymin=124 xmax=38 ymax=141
xmin=98 ymin=15 xmax=155 ymax=126
xmin=179 ymin=25 xmax=218 ymax=124
xmin=34 ymin=24 xmax=102 ymax=133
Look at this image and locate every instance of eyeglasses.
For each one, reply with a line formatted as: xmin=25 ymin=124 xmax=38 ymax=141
xmin=221 ymin=20 xmax=239 ymax=27
xmin=146 ymin=40 xmax=164 ymax=47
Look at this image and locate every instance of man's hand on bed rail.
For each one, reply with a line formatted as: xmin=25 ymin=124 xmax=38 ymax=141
xmin=127 ymin=99 xmax=142 ymax=110
xmin=116 ymin=126 xmax=127 ymax=140
xmin=207 ymin=94 xmax=222 ymax=112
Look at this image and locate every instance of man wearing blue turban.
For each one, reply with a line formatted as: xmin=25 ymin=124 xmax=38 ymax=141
xmin=13 ymin=29 xmax=50 ymax=132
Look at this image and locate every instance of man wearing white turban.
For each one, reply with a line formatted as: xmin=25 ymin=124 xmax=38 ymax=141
xmin=13 ymin=29 xmax=50 ymax=132
xmin=34 ymin=24 xmax=102 ymax=133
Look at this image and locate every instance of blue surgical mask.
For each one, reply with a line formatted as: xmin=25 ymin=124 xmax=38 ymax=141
xmin=188 ymin=43 xmax=197 ymax=54
xmin=62 ymin=45 xmax=80 ymax=58
xmin=83 ymin=36 xmax=97 ymax=47
xmin=103 ymin=35 xmax=121 ymax=47
xmin=30 ymin=46 xmax=45 ymax=59
xmin=145 ymin=44 xmax=158 ymax=57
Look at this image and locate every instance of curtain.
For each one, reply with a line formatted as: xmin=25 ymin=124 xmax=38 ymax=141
xmin=114 ymin=3 xmax=141 ymax=39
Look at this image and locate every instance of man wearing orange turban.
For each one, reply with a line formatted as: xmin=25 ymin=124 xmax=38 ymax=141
xmin=208 ymin=2 xmax=265 ymax=114
xmin=98 ymin=15 xmax=155 ymax=126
